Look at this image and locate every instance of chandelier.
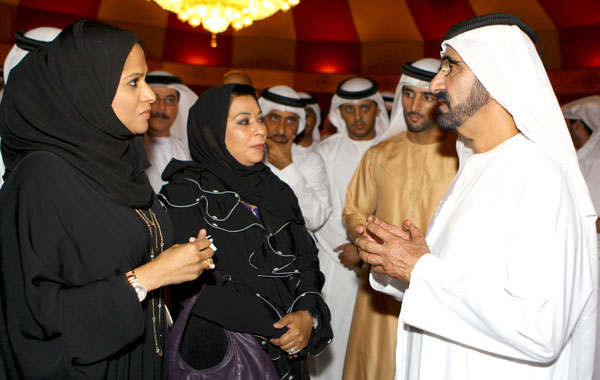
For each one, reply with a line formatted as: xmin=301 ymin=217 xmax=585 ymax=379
xmin=151 ymin=0 xmax=300 ymax=42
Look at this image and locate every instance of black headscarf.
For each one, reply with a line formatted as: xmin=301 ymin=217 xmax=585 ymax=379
xmin=0 ymin=20 xmax=154 ymax=209
xmin=164 ymin=83 xmax=304 ymax=231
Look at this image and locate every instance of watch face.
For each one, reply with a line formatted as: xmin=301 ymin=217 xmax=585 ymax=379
xmin=134 ymin=284 xmax=147 ymax=302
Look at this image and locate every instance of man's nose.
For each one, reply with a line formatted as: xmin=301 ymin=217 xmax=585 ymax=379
xmin=430 ymin=71 xmax=446 ymax=93
xmin=410 ymin=97 xmax=421 ymax=113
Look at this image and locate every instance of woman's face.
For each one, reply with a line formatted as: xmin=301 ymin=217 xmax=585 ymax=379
xmin=111 ymin=44 xmax=156 ymax=134
xmin=225 ymin=95 xmax=266 ymax=166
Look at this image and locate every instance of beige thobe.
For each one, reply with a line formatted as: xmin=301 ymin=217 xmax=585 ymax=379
xmin=342 ymin=131 xmax=458 ymax=380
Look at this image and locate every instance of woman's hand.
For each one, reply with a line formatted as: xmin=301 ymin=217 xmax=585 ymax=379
xmin=269 ymin=310 xmax=313 ymax=358
xmin=134 ymin=229 xmax=214 ymax=291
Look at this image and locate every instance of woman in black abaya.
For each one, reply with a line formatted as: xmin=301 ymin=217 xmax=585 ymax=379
xmin=160 ymin=84 xmax=333 ymax=379
xmin=0 ymin=20 xmax=213 ymax=379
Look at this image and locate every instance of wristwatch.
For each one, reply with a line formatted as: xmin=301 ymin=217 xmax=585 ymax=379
xmin=304 ymin=310 xmax=318 ymax=329
xmin=125 ymin=270 xmax=147 ymax=302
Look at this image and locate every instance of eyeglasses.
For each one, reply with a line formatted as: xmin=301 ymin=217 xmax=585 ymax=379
xmin=439 ymin=58 xmax=464 ymax=77
xmin=152 ymin=95 xmax=178 ymax=106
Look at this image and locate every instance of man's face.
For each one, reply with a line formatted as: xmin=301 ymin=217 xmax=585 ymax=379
xmin=430 ymin=46 xmax=490 ymax=131
xmin=305 ymin=107 xmax=317 ymax=135
xmin=148 ymin=86 xmax=179 ymax=137
xmin=264 ymin=109 xmax=300 ymax=144
xmin=339 ymin=99 xmax=379 ymax=141
xmin=402 ymin=85 xmax=439 ymax=133
xmin=565 ymin=118 xmax=592 ymax=150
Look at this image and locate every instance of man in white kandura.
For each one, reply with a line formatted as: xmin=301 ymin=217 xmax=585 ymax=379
xmin=356 ymin=13 xmax=598 ymax=380
xmin=562 ymin=95 xmax=600 ymax=379
xmin=381 ymin=91 xmax=395 ymax=118
xmin=259 ymin=85 xmax=331 ymax=232
xmin=144 ymin=71 xmax=197 ymax=193
xmin=295 ymin=92 xmax=322 ymax=151
xmin=309 ymin=77 xmax=391 ymax=380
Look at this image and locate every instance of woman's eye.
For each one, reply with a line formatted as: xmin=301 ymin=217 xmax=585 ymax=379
xmin=128 ymin=78 xmax=139 ymax=87
xmin=237 ymin=118 xmax=250 ymax=125
xmin=257 ymin=116 xmax=265 ymax=123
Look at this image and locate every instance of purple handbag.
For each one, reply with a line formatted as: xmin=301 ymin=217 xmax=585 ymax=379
xmin=168 ymin=290 xmax=280 ymax=380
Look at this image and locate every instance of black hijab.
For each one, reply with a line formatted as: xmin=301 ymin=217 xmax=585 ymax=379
xmin=164 ymin=83 xmax=304 ymax=231
xmin=0 ymin=20 xmax=154 ymax=209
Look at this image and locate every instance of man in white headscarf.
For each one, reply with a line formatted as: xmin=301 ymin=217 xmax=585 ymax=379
xmin=562 ymin=95 xmax=600 ymax=379
xmin=259 ymin=85 xmax=331 ymax=231
xmin=563 ymin=98 xmax=596 ymax=151
xmin=381 ymin=91 xmax=395 ymax=118
xmin=0 ymin=27 xmax=62 ymax=187
xmin=342 ymin=58 xmax=459 ymax=380
xmin=295 ymin=92 xmax=322 ymax=150
xmin=309 ymin=77 xmax=391 ymax=380
xmin=144 ymin=71 xmax=197 ymax=193
xmin=356 ymin=13 xmax=597 ymax=380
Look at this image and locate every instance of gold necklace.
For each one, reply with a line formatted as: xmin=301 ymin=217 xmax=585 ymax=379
xmin=134 ymin=208 xmax=164 ymax=357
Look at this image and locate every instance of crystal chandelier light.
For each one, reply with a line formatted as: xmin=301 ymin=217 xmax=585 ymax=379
xmin=151 ymin=0 xmax=300 ymax=45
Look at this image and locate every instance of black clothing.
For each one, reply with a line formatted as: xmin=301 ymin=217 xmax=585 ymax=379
xmin=186 ymin=83 xmax=304 ymax=231
xmin=0 ymin=20 xmax=168 ymax=379
xmin=0 ymin=152 xmax=170 ymax=379
xmin=0 ymin=20 xmax=153 ymax=209
xmin=160 ymin=84 xmax=333 ymax=379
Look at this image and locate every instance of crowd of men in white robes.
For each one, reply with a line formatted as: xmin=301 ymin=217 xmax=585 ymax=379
xmin=1 ymin=13 xmax=599 ymax=380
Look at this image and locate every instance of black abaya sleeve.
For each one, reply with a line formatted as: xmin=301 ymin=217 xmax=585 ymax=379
xmin=287 ymin=224 xmax=333 ymax=356
xmin=0 ymin=153 xmax=152 ymax=378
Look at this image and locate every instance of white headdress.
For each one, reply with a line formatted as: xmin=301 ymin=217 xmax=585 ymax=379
xmin=388 ymin=58 xmax=441 ymax=137
xmin=441 ymin=14 xmax=595 ymax=214
xmin=146 ymin=70 xmax=198 ymax=155
xmin=328 ymin=77 xmax=390 ymax=140
xmin=3 ymin=27 xmax=62 ymax=84
xmin=381 ymin=91 xmax=395 ymax=110
xmin=561 ymin=95 xmax=600 ymax=161
xmin=298 ymin=91 xmax=321 ymax=142
xmin=258 ymin=85 xmax=306 ymax=135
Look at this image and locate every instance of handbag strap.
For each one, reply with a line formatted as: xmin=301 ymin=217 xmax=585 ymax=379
xmin=168 ymin=287 xmax=204 ymax=367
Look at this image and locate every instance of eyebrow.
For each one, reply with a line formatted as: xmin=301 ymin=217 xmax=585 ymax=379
xmin=123 ymin=72 xmax=145 ymax=80
xmin=233 ymin=112 xmax=251 ymax=118
xmin=442 ymin=55 xmax=462 ymax=65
